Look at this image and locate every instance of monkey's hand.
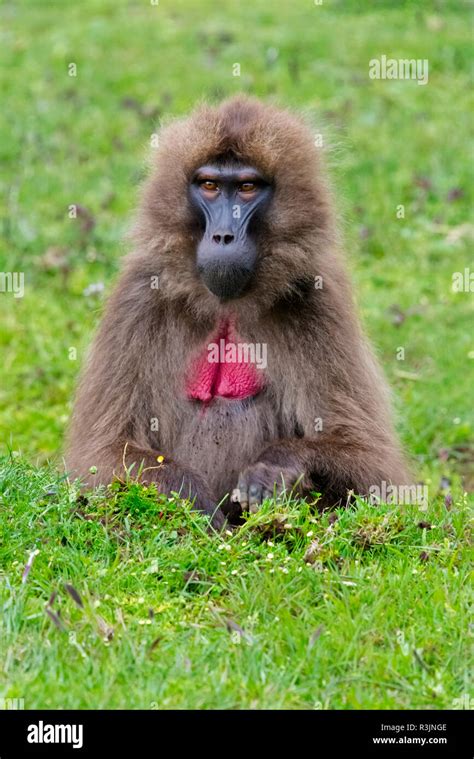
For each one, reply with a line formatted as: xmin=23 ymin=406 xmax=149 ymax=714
xmin=154 ymin=466 xmax=225 ymax=530
xmin=119 ymin=444 xmax=225 ymax=530
xmin=191 ymin=486 xmax=226 ymax=530
xmin=231 ymin=445 xmax=311 ymax=512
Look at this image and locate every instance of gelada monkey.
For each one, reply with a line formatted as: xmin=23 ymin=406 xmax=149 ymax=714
xmin=67 ymin=96 xmax=409 ymax=528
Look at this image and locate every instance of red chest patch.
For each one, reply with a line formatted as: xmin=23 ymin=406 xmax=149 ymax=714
xmin=185 ymin=319 xmax=265 ymax=402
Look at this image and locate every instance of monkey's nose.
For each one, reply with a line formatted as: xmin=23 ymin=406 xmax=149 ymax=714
xmin=212 ymin=233 xmax=234 ymax=245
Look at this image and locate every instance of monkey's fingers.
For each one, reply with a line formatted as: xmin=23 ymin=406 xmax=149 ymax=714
xmin=231 ymin=488 xmax=241 ymax=503
xmin=275 ymin=471 xmax=303 ymax=498
xmin=237 ymin=473 xmax=249 ymax=510
xmin=248 ymin=483 xmax=262 ymax=513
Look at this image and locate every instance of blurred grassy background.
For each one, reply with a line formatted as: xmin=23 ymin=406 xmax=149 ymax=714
xmin=0 ymin=0 xmax=473 ymax=493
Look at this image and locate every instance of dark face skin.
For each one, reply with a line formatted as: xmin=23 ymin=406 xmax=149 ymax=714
xmin=189 ymin=161 xmax=273 ymax=300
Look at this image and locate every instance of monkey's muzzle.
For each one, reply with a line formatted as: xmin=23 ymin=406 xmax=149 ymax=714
xmin=197 ymin=241 xmax=257 ymax=300
xmin=198 ymin=260 xmax=254 ymax=300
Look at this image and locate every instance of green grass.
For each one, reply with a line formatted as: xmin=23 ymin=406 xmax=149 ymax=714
xmin=0 ymin=456 xmax=471 ymax=709
xmin=0 ymin=0 xmax=472 ymax=709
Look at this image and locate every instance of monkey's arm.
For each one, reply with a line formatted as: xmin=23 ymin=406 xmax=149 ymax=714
xmin=66 ymin=273 xmax=225 ymax=528
xmin=232 ymin=298 xmax=409 ymax=511
xmin=233 ymin=432 xmax=408 ymax=512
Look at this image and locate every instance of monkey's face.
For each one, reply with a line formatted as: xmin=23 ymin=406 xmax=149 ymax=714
xmin=189 ymin=162 xmax=273 ymax=301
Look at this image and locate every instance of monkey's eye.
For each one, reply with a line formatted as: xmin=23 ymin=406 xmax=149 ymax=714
xmin=200 ymin=180 xmax=219 ymax=193
xmin=238 ymin=182 xmax=257 ymax=193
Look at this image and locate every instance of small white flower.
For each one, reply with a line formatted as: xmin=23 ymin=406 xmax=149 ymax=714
xmin=83 ymin=282 xmax=104 ymax=297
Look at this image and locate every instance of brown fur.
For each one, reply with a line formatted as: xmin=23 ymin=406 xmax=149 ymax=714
xmin=66 ymin=96 xmax=409 ymax=526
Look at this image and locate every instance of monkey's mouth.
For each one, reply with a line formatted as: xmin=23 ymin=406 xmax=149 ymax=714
xmin=198 ymin=263 xmax=254 ymax=301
